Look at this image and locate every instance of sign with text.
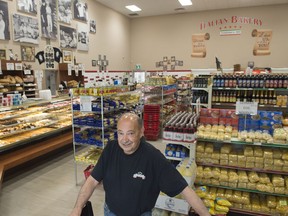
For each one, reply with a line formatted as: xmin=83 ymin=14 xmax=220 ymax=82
xmin=80 ymin=96 xmax=93 ymax=112
xmin=236 ymin=101 xmax=258 ymax=115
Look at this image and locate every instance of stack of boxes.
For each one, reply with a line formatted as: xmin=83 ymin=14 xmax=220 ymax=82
xmin=143 ymin=104 xmax=160 ymax=141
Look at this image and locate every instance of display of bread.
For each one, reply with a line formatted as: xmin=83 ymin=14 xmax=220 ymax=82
xmin=0 ymin=75 xmax=24 ymax=84
xmin=67 ymin=80 xmax=78 ymax=88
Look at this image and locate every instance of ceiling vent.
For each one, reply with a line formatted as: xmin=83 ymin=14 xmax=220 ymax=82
xmin=175 ymin=7 xmax=185 ymax=11
xmin=129 ymin=13 xmax=139 ymax=16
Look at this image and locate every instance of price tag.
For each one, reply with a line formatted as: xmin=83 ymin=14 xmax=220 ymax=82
xmin=236 ymin=101 xmax=258 ymax=115
xmin=254 ymin=142 xmax=262 ymax=146
xmin=16 ymin=84 xmax=20 ymax=87
xmin=24 ymin=70 xmax=31 ymax=75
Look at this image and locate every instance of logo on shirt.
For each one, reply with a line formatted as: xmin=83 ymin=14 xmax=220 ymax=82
xmin=133 ymin=172 xmax=146 ymax=180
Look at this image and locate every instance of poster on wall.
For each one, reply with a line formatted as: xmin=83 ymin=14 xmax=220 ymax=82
xmin=0 ymin=0 xmax=10 ymax=40
xmin=45 ymin=45 xmax=55 ymax=69
xmin=58 ymin=0 xmax=72 ymax=24
xmin=17 ymin=0 xmax=37 ymax=15
xmin=73 ymin=0 xmax=88 ymax=22
xmin=89 ymin=19 xmax=96 ymax=33
xmin=40 ymin=0 xmax=58 ymax=39
xmin=252 ymin=29 xmax=273 ymax=56
xmin=12 ymin=13 xmax=39 ymax=44
xmin=191 ymin=33 xmax=210 ymax=58
xmin=21 ymin=45 xmax=35 ymax=62
xmin=59 ymin=25 xmax=77 ymax=49
xmin=77 ymin=23 xmax=89 ymax=51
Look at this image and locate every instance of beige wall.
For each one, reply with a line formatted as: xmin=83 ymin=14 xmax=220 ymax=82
xmin=130 ymin=4 xmax=288 ymax=71
xmin=0 ymin=0 xmax=131 ymax=71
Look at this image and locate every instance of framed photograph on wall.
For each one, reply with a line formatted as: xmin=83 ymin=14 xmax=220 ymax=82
xmin=12 ymin=13 xmax=39 ymax=44
xmin=77 ymin=23 xmax=89 ymax=51
xmin=21 ymin=45 xmax=35 ymax=62
xmin=0 ymin=49 xmax=6 ymax=60
xmin=58 ymin=0 xmax=72 ymax=24
xmin=0 ymin=0 xmax=10 ymax=40
xmin=16 ymin=0 xmax=37 ymax=15
xmin=89 ymin=19 xmax=96 ymax=33
xmin=73 ymin=0 xmax=88 ymax=22
xmin=40 ymin=0 xmax=58 ymax=39
xmin=62 ymin=49 xmax=73 ymax=63
xmin=60 ymin=25 xmax=77 ymax=49
xmin=92 ymin=60 xmax=96 ymax=67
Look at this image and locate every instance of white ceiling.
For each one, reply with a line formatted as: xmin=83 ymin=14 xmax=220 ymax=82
xmin=95 ymin=0 xmax=288 ymax=18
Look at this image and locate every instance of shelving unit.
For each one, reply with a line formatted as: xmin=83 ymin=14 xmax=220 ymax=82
xmin=191 ymin=85 xmax=212 ymax=109
xmin=176 ymin=79 xmax=193 ymax=112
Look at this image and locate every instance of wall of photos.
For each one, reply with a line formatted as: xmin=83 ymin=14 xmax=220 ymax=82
xmin=0 ymin=0 xmax=131 ymax=71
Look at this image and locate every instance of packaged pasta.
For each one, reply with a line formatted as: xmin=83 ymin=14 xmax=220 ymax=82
xmin=246 ymin=162 xmax=254 ymax=168
xmin=196 ymin=142 xmax=205 ymax=152
xmin=273 ymin=149 xmax=282 ymax=159
xmin=216 ymin=188 xmax=225 ymax=198
xmin=215 ymin=204 xmax=229 ymax=213
xmin=211 ymin=179 xmax=220 ymax=186
xmin=215 ymin=197 xmax=232 ymax=207
xmin=228 ymin=170 xmax=239 ymax=183
xmin=224 ymin=189 xmax=233 ymax=202
xmin=258 ymin=173 xmax=271 ymax=184
xmin=247 ymin=182 xmax=256 ymax=190
xmin=196 ymin=166 xmax=204 ymax=178
xmin=282 ymin=150 xmax=288 ymax=160
xmin=211 ymin=167 xmax=221 ymax=179
xmin=253 ymin=146 xmax=263 ymax=157
xmin=272 ymin=175 xmax=285 ymax=187
xmin=246 ymin=156 xmax=255 ymax=163
xmin=255 ymin=157 xmax=264 ymax=164
xmin=203 ymin=199 xmax=214 ymax=208
xmin=264 ymin=158 xmax=274 ymax=165
xmin=232 ymin=191 xmax=242 ymax=204
xmin=195 ymin=186 xmax=207 ymax=198
xmin=238 ymin=182 xmax=247 ymax=189
xmin=220 ymin=153 xmax=228 ymax=160
xmin=251 ymin=195 xmax=261 ymax=212
xmin=276 ymin=197 xmax=288 ymax=214
xmin=220 ymin=144 xmax=232 ymax=154
xmin=237 ymin=155 xmax=246 ymax=163
xmin=219 ymin=169 xmax=229 ymax=182
xmin=263 ymin=148 xmax=273 ymax=159
xmin=267 ymin=195 xmax=277 ymax=208
xmin=241 ymin=192 xmax=250 ymax=205
xmin=205 ymin=143 xmax=214 ymax=153
xmin=274 ymin=187 xmax=285 ymax=194
xmin=220 ymin=159 xmax=228 ymax=165
xmin=244 ymin=146 xmax=254 ymax=156
xmin=248 ymin=171 xmax=259 ymax=183
xmin=238 ymin=171 xmax=248 ymax=183
xmin=255 ymin=163 xmax=263 ymax=169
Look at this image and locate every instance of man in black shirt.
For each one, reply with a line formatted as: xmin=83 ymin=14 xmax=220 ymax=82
xmin=70 ymin=113 xmax=210 ymax=216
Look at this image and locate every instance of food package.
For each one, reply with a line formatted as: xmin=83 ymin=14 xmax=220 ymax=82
xmin=260 ymin=203 xmax=270 ymax=213
xmin=254 ymin=163 xmax=263 ymax=169
xmin=220 ymin=159 xmax=228 ymax=165
xmin=232 ymin=191 xmax=243 ymax=204
xmin=229 ymin=160 xmax=238 ymax=166
xmin=248 ymin=172 xmax=259 ymax=183
xmin=237 ymin=155 xmax=246 ymax=162
xmin=266 ymin=183 xmax=274 ymax=193
xmin=238 ymin=182 xmax=247 ymax=189
xmin=245 ymin=162 xmax=254 ymax=168
xmin=264 ymin=158 xmax=274 ymax=165
xmin=241 ymin=192 xmax=250 ymax=205
xmin=224 ymin=189 xmax=233 ymax=202
xmin=267 ymin=195 xmax=277 ymax=208
xmin=211 ymin=179 xmax=220 ymax=186
xmin=203 ymin=167 xmax=213 ymax=179
xmin=274 ymin=159 xmax=284 ymax=167
xmin=209 ymin=187 xmax=217 ymax=195
xmin=258 ymin=173 xmax=271 ymax=184
xmin=276 ymin=197 xmax=288 ymax=214
xmin=285 ymin=177 xmax=288 ymax=188
xmin=205 ymin=192 xmax=216 ymax=200
xmin=219 ymin=169 xmax=228 ymax=182
xmin=216 ymin=188 xmax=225 ymax=198
xmin=272 ymin=175 xmax=285 ymax=187
xmin=256 ymin=184 xmax=267 ymax=192
xmin=246 ymin=156 xmax=255 ymax=163
xmin=196 ymin=166 xmax=204 ymax=178
xmin=282 ymin=150 xmax=288 ymax=160
xmin=211 ymin=167 xmax=221 ymax=179
xmin=263 ymin=148 xmax=273 ymax=159
xmin=253 ymin=146 xmax=263 ymax=157
xmin=228 ymin=182 xmax=237 ymax=188
xmin=211 ymin=151 xmax=220 ymax=160
xmin=251 ymin=195 xmax=261 ymax=212
xmin=243 ymin=204 xmax=252 ymax=210
xmin=207 ymin=207 xmax=215 ymax=216
xmin=238 ymin=171 xmax=248 ymax=183
xmin=195 ymin=186 xmax=207 ymax=198
xmin=215 ymin=204 xmax=229 ymax=213
xmin=228 ymin=170 xmax=238 ymax=183
xmin=273 ymin=165 xmax=283 ymax=171
xmin=220 ymin=153 xmax=228 ymax=160
xmin=220 ymin=181 xmax=229 ymax=187
xmin=273 ymin=149 xmax=283 ymax=159
xmin=244 ymin=146 xmax=254 ymax=156
xmin=228 ymin=153 xmax=238 ymax=161
xmin=210 ymin=159 xmax=219 ymax=164
xmin=205 ymin=143 xmax=214 ymax=153
xmin=233 ymin=203 xmax=243 ymax=209
xmin=203 ymin=199 xmax=215 ymax=208
xmin=196 ymin=142 xmax=205 ymax=152
xmin=255 ymin=157 xmax=264 ymax=164
xmin=274 ymin=187 xmax=285 ymax=194
xmin=247 ymin=182 xmax=256 ymax=190
xmin=264 ymin=164 xmax=274 ymax=170
xmin=283 ymin=165 xmax=288 ymax=172
xmin=220 ymin=144 xmax=232 ymax=154
xmin=238 ymin=161 xmax=246 ymax=167
xmin=201 ymin=178 xmax=211 ymax=184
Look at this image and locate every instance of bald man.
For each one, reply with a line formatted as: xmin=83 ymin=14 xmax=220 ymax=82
xmin=70 ymin=113 xmax=210 ymax=216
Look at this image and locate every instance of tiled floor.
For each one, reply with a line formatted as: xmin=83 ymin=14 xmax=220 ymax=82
xmin=0 ymin=140 xmax=165 ymax=216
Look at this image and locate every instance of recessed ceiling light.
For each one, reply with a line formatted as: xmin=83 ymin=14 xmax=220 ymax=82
xmin=125 ymin=5 xmax=142 ymax=12
xmin=178 ymin=0 xmax=192 ymax=6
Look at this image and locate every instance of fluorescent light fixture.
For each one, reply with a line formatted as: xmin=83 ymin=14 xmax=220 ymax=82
xmin=178 ymin=0 xmax=192 ymax=6
xmin=125 ymin=5 xmax=142 ymax=12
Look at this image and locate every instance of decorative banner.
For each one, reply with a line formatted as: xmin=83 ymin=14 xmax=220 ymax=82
xmin=191 ymin=33 xmax=210 ymax=58
xmin=252 ymin=29 xmax=272 ymax=56
xmin=45 ymin=45 xmax=55 ymax=69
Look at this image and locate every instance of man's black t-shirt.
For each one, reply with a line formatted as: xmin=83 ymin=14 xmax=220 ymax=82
xmin=91 ymin=138 xmax=188 ymax=216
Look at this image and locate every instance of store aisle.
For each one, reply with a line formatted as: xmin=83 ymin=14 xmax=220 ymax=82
xmin=0 ymin=140 xmax=165 ymax=216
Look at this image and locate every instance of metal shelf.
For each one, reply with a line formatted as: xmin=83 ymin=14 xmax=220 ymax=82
xmin=229 ymin=208 xmax=272 ymax=216
xmin=162 ymin=139 xmax=195 ymax=149
xmin=165 ymin=156 xmax=183 ymax=161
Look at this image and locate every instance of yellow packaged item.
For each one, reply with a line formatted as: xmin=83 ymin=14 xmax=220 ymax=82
xmin=238 ymin=182 xmax=247 ymax=189
xmin=267 ymin=195 xmax=277 ymax=208
xmin=258 ymin=173 xmax=271 ymax=184
xmin=233 ymin=203 xmax=242 ymax=209
xmin=256 ymin=184 xmax=267 ymax=192
xmin=216 ymin=197 xmax=232 ymax=207
xmin=214 ymin=210 xmax=228 ymax=215
xmin=264 ymin=158 xmax=274 ymax=165
xmin=233 ymin=191 xmax=243 ymax=204
xmin=264 ymin=164 xmax=273 ymax=170
xmin=215 ymin=204 xmax=229 ymax=212
xmin=272 ymin=174 xmax=285 ymax=187
xmin=273 ymin=149 xmax=282 ymax=159
xmin=220 ymin=159 xmax=228 ymax=165
xmin=243 ymin=204 xmax=251 ymax=210
xmin=254 ymin=163 xmax=263 ymax=169
xmin=241 ymin=192 xmax=250 ymax=205
xmin=274 ymin=187 xmax=285 ymax=194
xmin=237 ymin=155 xmax=246 ymax=162
xmin=276 ymin=197 xmax=288 ymax=214
xmin=220 ymin=181 xmax=229 ymax=187
xmin=245 ymin=162 xmax=254 ymax=168
xmin=251 ymin=195 xmax=261 ymax=212
xmin=238 ymin=171 xmax=248 ymax=183
xmin=246 ymin=156 xmax=255 ymax=163
xmin=205 ymin=143 xmax=214 ymax=153
xmin=244 ymin=146 xmax=254 ymax=156
xmin=220 ymin=144 xmax=232 ymax=154
xmin=263 ymin=148 xmax=273 ymax=159
xmin=205 ymin=192 xmax=216 ymax=200
xmin=209 ymin=187 xmax=217 ymax=195
xmin=253 ymin=146 xmax=263 ymax=157
xmin=228 ymin=153 xmax=237 ymax=161
xmin=248 ymin=171 xmax=259 ymax=183
xmin=211 ymin=168 xmax=221 ymax=178
xmin=203 ymin=167 xmax=213 ymax=179
xmin=255 ymin=157 xmax=264 ymax=163
xmin=196 ymin=166 xmax=204 ymax=178
xmin=203 ymin=199 xmax=215 ymax=208
xmin=266 ymin=183 xmax=274 ymax=193
xmin=260 ymin=204 xmax=270 ymax=213
xmin=207 ymin=207 xmax=215 ymax=215
xmin=225 ymin=189 xmax=233 ymax=201
xmin=196 ymin=142 xmax=205 ymax=152
xmin=282 ymin=150 xmax=288 ymax=160
xmin=211 ymin=151 xmax=220 ymax=160
xmin=220 ymin=153 xmax=229 ymax=160
xmin=211 ymin=179 xmax=220 ymax=186
xmin=216 ymin=188 xmax=225 ymax=198
xmin=195 ymin=186 xmax=207 ymax=198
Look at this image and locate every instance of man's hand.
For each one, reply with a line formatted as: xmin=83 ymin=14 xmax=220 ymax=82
xmin=69 ymin=207 xmax=82 ymax=216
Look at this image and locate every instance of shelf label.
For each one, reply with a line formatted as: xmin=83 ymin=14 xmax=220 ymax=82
xmin=80 ymin=96 xmax=93 ymax=112
xmin=24 ymin=70 xmax=31 ymax=75
xmin=236 ymin=101 xmax=258 ymax=115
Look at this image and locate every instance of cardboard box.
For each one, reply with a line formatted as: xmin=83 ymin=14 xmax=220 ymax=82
xmin=155 ymin=195 xmax=190 ymax=214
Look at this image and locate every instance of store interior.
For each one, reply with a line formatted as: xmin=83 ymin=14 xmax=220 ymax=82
xmin=0 ymin=0 xmax=288 ymax=215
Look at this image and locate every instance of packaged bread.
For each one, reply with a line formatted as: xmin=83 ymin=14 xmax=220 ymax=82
xmin=263 ymin=148 xmax=273 ymax=159
xmin=248 ymin=171 xmax=259 ymax=183
xmin=211 ymin=167 xmax=221 ymax=179
xmin=264 ymin=158 xmax=274 ymax=165
xmin=273 ymin=149 xmax=282 ymax=159
xmin=255 ymin=157 xmax=264 ymax=164
xmin=267 ymin=195 xmax=277 ymax=208
xmin=259 ymin=173 xmax=271 ymax=184
xmin=196 ymin=142 xmax=205 ymax=152
xmin=203 ymin=167 xmax=213 ymax=179
xmin=238 ymin=130 xmax=248 ymax=141
xmin=253 ymin=146 xmax=263 ymax=157
xmin=220 ymin=159 xmax=228 ymax=165
xmin=238 ymin=171 xmax=248 ymax=183
xmin=220 ymin=144 xmax=232 ymax=154
xmin=220 ymin=153 xmax=228 ymax=160
xmin=217 ymin=125 xmax=225 ymax=133
xmin=244 ymin=146 xmax=254 ymax=156
xmin=232 ymin=129 xmax=238 ymax=138
xmin=272 ymin=175 xmax=285 ymax=187
xmin=211 ymin=124 xmax=218 ymax=132
xmin=204 ymin=143 xmax=214 ymax=153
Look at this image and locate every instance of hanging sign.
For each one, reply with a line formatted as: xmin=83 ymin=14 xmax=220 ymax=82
xmin=236 ymin=101 xmax=258 ymax=115
xmin=80 ymin=96 xmax=92 ymax=112
xmin=45 ymin=45 xmax=55 ymax=69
